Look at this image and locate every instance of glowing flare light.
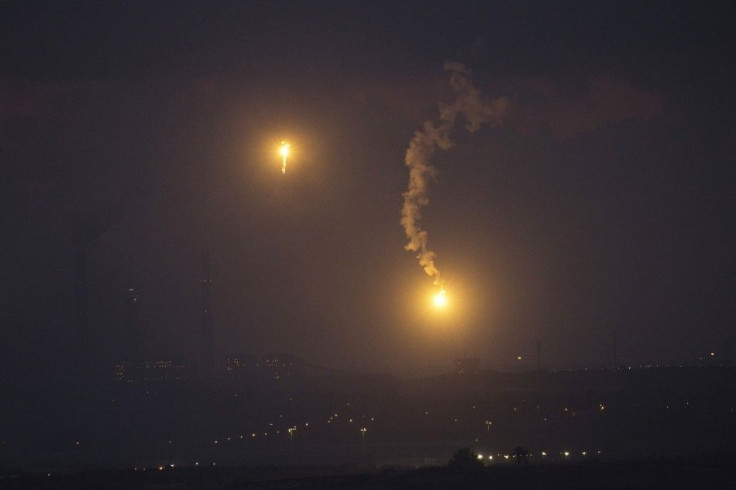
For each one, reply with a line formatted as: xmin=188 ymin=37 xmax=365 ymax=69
xmin=279 ymin=141 xmax=290 ymax=174
xmin=433 ymin=289 xmax=448 ymax=308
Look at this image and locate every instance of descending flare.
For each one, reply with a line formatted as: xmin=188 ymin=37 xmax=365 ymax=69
xmin=433 ymin=289 xmax=448 ymax=308
xmin=279 ymin=141 xmax=290 ymax=174
xmin=400 ymin=62 xmax=508 ymax=288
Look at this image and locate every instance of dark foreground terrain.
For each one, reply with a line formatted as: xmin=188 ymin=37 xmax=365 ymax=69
xmin=2 ymin=460 xmax=733 ymax=490
xmin=4 ymin=367 xmax=735 ymax=470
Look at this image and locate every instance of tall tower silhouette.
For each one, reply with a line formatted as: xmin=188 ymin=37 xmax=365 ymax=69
xmin=125 ymin=285 xmax=142 ymax=361
xmin=200 ymin=250 xmax=214 ymax=375
xmin=613 ymin=330 xmax=619 ymax=369
xmin=71 ymin=209 xmax=114 ymax=375
xmin=72 ymin=231 xmax=90 ymax=364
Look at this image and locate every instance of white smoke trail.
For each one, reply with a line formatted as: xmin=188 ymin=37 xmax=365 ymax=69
xmin=401 ymin=62 xmax=508 ymax=286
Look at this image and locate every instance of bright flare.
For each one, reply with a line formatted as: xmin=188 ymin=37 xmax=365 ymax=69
xmin=433 ymin=289 xmax=448 ymax=308
xmin=279 ymin=141 xmax=290 ymax=174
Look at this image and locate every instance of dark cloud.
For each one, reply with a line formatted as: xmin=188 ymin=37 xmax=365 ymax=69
xmin=496 ymin=76 xmax=662 ymax=138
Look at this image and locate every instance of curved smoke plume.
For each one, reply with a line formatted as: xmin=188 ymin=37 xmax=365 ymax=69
xmin=401 ymin=62 xmax=508 ymax=286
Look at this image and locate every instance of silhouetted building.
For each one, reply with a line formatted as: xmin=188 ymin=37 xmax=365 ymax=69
xmin=225 ymin=354 xmax=258 ymax=373
xmin=454 ymin=357 xmax=479 ymax=375
xmin=114 ymin=359 xmax=198 ymax=384
xmin=226 ymin=353 xmax=305 ymax=380
xmin=124 ymin=285 xmax=142 ymax=361
xmin=200 ymin=250 xmax=214 ymax=375
xmin=71 ymin=210 xmax=114 ymax=374
xmin=72 ymin=225 xmax=91 ymax=366
xmin=261 ymin=353 xmax=306 ymax=379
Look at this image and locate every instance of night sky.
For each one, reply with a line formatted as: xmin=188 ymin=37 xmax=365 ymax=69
xmin=1 ymin=1 xmax=734 ymax=379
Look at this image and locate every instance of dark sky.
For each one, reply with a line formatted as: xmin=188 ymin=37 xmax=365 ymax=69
xmin=1 ymin=1 xmax=734 ymax=377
